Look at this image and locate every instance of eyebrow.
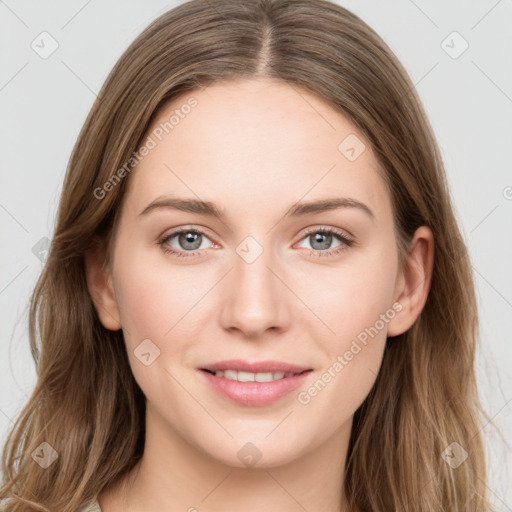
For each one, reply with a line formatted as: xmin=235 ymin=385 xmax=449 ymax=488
xmin=139 ymin=196 xmax=374 ymax=220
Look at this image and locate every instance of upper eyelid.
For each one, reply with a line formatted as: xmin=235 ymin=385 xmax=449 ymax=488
xmin=160 ymin=226 xmax=216 ymax=247
xmin=301 ymin=225 xmax=353 ymax=239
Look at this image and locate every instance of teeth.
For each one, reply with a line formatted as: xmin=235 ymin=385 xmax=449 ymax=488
xmin=213 ymin=370 xmax=297 ymax=382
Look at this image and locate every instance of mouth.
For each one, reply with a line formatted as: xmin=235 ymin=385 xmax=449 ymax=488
xmin=200 ymin=368 xmax=311 ymax=382
xmin=198 ymin=360 xmax=313 ymax=406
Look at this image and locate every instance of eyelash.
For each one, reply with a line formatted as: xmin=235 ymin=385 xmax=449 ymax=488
xmin=157 ymin=225 xmax=354 ymax=259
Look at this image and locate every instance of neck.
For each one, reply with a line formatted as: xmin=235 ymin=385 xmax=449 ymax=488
xmin=98 ymin=405 xmax=354 ymax=512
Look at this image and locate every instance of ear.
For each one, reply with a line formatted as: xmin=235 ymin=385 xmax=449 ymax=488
xmin=84 ymin=241 xmax=122 ymax=331
xmin=387 ymin=226 xmax=434 ymax=337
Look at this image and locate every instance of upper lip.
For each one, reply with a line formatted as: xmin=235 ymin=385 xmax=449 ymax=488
xmin=200 ymin=359 xmax=311 ymax=374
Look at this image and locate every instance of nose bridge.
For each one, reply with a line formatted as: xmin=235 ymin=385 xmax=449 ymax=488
xmin=219 ymin=233 xmax=289 ymax=336
xmin=236 ymin=235 xmax=276 ymax=294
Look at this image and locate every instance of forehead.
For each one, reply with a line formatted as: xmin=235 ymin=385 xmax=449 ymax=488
xmin=123 ymin=78 xmax=390 ymax=221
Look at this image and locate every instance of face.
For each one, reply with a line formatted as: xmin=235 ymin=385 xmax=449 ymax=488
xmin=97 ymin=78 xmax=407 ymax=468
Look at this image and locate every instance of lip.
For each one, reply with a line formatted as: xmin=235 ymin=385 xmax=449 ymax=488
xmin=197 ymin=359 xmax=313 ymax=407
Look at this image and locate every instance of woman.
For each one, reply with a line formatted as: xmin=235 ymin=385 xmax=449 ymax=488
xmin=0 ymin=0 xmax=496 ymax=510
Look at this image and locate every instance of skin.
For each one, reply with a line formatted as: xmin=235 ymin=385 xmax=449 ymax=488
xmin=86 ymin=78 xmax=434 ymax=512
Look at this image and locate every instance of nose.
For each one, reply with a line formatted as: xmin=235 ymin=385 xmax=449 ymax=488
xmin=219 ymin=240 xmax=291 ymax=340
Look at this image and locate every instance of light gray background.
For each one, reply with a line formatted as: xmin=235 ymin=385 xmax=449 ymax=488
xmin=1 ymin=0 xmax=511 ymax=508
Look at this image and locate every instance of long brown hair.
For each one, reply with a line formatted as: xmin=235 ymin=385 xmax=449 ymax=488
xmin=0 ymin=0 xmax=498 ymax=510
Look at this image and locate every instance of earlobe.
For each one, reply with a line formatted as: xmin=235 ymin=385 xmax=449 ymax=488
xmin=84 ymin=243 xmax=122 ymax=331
xmin=387 ymin=226 xmax=434 ymax=338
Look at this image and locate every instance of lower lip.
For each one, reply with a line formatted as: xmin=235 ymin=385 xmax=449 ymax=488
xmin=198 ymin=370 xmax=312 ymax=406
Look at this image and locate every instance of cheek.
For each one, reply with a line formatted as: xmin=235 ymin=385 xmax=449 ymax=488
xmin=294 ymin=248 xmax=397 ymax=405
xmin=298 ymin=248 xmax=398 ymax=344
xmin=111 ymin=249 xmax=215 ymax=390
xmin=111 ymin=257 xmax=190 ymax=402
xmin=300 ymin=255 xmax=398 ymax=418
xmin=113 ymin=246 xmax=203 ymax=340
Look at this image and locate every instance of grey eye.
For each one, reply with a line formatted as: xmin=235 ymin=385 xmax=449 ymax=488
xmin=308 ymin=232 xmax=334 ymax=251
xmin=165 ymin=230 xmax=211 ymax=251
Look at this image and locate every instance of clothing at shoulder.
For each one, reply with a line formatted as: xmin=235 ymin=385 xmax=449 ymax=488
xmin=80 ymin=498 xmax=102 ymax=512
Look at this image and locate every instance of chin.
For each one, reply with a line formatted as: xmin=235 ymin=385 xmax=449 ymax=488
xmin=198 ymin=435 xmax=307 ymax=470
